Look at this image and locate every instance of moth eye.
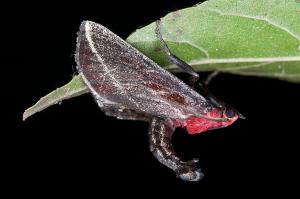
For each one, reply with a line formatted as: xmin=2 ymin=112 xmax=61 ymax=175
xmin=225 ymin=109 xmax=236 ymax=118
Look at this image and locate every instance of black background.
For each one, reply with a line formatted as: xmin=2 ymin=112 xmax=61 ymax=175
xmin=2 ymin=0 xmax=299 ymax=197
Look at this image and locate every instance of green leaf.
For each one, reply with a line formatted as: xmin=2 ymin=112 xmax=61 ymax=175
xmin=23 ymin=75 xmax=89 ymax=121
xmin=127 ymin=0 xmax=300 ymax=80
xmin=23 ymin=0 xmax=300 ymax=120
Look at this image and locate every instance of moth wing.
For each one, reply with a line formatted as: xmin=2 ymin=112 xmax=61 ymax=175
xmin=76 ymin=21 xmax=212 ymax=120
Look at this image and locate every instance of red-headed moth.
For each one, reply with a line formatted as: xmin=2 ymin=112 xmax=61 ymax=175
xmin=76 ymin=21 xmax=244 ymax=181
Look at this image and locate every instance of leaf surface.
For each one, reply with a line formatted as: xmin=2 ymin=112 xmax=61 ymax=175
xmin=24 ymin=0 xmax=300 ymax=120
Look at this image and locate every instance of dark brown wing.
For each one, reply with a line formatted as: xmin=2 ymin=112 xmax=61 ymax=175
xmin=76 ymin=21 xmax=212 ymax=120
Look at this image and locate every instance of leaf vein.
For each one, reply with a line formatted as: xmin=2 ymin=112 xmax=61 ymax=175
xmin=164 ymin=40 xmax=210 ymax=58
xmin=205 ymin=8 xmax=300 ymax=42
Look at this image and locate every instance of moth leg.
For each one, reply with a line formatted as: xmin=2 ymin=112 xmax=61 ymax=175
xmin=201 ymin=71 xmax=225 ymax=110
xmin=195 ymin=81 xmax=225 ymax=110
xmin=155 ymin=20 xmax=224 ymax=110
xmin=148 ymin=117 xmax=203 ymax=181
xmin=205 ymin=71 xmax=219 ymax=85
xmin=155 ymin=20 xmax=199 ymax=85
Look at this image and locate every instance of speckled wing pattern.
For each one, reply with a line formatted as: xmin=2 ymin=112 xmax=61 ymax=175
xmin=76 ymin=21 xmax=212 ymax=120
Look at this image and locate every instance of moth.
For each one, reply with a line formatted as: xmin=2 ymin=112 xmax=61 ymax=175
xmin=76 ymin=21 xmax=244 ymax=181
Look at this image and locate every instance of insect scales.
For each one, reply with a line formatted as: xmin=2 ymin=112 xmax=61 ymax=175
xmin=76 ymin=20 xmax=244 ymax=181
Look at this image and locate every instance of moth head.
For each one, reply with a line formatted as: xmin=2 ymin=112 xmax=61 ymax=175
xmin=185 ymin=106 xmax=244 ymax=135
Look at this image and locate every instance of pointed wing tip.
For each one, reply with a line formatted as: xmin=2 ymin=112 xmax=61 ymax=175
xmin=80 ymin=20 xmax=97 ymax=31
xmin=79 ymin=21 xmax=88 ymax=32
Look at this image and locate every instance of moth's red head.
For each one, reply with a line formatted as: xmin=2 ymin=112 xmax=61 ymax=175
xmin=185 ymin=108 xmax=240 ymax=135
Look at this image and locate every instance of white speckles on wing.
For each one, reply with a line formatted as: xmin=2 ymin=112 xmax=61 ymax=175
xmin=76 ymin=21 xmax=212 ymax=120
xmin=84 ymin=22 xmax=138 ymax=104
